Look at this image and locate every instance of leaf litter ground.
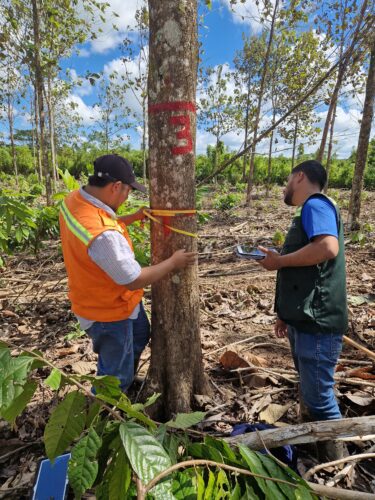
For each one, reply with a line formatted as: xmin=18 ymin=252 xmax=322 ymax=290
xmin=0 ymin=187 xmax=374 ymax=497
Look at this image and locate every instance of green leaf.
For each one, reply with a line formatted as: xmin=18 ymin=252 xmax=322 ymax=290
xmin=257 ymin=454 xmax=295 ymax=499
xmin=0 ymin=348 xmax=35 ymax=410
xmin=172 ymin=471 xmax=196 ymax=500
xmin=108 ymin=446 xmax=132 ymax=499
xmin=166 ymin=411 xmax=206 ymax=429
xmin=204 ymin=469 xmax=216 ymax=499
xmin=68 ymin=428 xmax=102 ymax=498
xmin=196 ymin=471 xmax=205 ymax=500
xmin=119 ymin=422 xmax=174 ymax=500
xmin=86 ymin=400 xmax=102 ymax=428
xmin=239 ymin=445 xmax=283 ymax=500
xmin=1 ymin=381 xmax=37 ymax=423
xmin=44 ymin=368 xmax=62 ymax=390
xmin=44 ymin=390 xmax=86 ymax=460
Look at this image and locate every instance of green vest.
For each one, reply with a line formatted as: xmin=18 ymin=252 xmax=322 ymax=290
xmin=275 ymin=193 xmax=348 ymax=334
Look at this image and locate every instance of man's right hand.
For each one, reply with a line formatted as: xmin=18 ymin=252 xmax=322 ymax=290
xmin=275 ymin=317 xmax=288 ymax=338
xmin=171 ymin=249 xmax=197 ymax=269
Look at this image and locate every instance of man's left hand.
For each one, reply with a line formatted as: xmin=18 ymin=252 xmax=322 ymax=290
xmin=257 ymin=246 xmax=283 ymax=271
xmin=132 ymin=206 xmax=148 ymax=222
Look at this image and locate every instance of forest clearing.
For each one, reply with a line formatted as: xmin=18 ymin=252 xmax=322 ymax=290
xmin=1 ymin=185 xmax=375 ymax=498
xmin=1 ymin=0 xmax=375 ymax=498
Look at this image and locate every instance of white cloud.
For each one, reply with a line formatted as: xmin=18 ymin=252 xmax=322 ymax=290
xmin=103 ymin=51 xmax=148 ymax=117
xmin=218 ymin=0 xmax=265 ymax=34
xmin=78 ymin=0 xmax=144 ymax=54
xmin=68 ymin=69 xmax=94 ymax=97
xmin=65 ymin=94 xmax=102 ymax=125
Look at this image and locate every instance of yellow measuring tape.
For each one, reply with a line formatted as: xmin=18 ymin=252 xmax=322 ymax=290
xmin=143 ymin=209 xmax=198 ymax=238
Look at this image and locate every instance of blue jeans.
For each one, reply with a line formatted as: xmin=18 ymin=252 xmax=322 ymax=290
xmin=87 ymin=302 xmax=150 ymax=392
xmin=288 ymin=326 xmax=342 ymax=421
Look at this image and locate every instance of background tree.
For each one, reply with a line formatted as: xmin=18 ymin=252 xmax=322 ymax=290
xmin=348 ymin=37 xmax=375 ymax=228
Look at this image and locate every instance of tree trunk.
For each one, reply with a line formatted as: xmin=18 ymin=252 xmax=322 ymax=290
xmin=33 ymin=89 xmax=43 ymax=182
xmin=145 ymin=0 xmax=209 ymax=419
xmin=31 ymin=0 xmax=52 ymax=205
xmin=291 ymin=115 xmax=299 ymax=170
xmin=324 ymin=98 xmax=338 ymax=192
xmin=246 ymin=0 xmax=279 ymax=205
xmin=46 ymin=73 xmax=58 ymax=192
xmin=242 ymin=75 xmax=251 ymax=182
xmin=142 ymin=96 xmax=147 ymax=183
xmin=7 ymin=95 xmax=18 ymax=187
xmin=348 ymin=40 xmax=375 ymax=228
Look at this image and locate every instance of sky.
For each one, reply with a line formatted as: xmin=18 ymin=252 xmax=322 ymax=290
xmin=6 ymin=0 xmax=375 ymax=159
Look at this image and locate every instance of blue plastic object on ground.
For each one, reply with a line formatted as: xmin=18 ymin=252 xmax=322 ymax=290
xmin=32 ymin=453 xmax=70 ymax=500
xmin=230 ymin=423 xmax=298 ymax=472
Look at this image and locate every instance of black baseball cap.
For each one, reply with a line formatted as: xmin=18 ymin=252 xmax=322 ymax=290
xmin=93 ymin=154 xmax=147 ymax=193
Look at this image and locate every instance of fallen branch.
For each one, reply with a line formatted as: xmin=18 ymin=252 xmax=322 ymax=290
xmin=343 ymin=335 xmax=375 ymax=363
xmin=305 ymin=482 xmax=375 ymax=500
xmin=225 ymin=416 xmax=375 ymax=450
xmin=304 ymin=453 xmax=375 ymax=480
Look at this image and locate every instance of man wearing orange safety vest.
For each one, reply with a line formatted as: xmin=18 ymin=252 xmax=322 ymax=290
xmin=59 ymin=154 xmax=196 ymax=391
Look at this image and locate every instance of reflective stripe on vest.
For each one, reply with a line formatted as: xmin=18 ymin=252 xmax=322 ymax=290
xmin=60 ymin=200 xmax=93 ymax=246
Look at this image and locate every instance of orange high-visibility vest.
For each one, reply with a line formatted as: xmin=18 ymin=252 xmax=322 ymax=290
xmin=59 ymin=190 xmax=143 ymax=321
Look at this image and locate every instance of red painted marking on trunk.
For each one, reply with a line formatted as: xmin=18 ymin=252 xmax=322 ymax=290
xmin=148 ymin=101 xmax=196 ymax=113
xmin=169 ymin=115 xmax=193 ymax=155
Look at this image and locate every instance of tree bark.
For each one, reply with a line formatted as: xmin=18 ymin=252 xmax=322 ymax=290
xmin=7 ymin=94 xmax=18 ymax=187
xmin=348 ymin=39 xmax=375 ymax=228
xmin=246 ymin=0 xmax=279 ymax=205
xmin=145 ymin=0 xmax=209 ymax=419
xmin=324 ymin=97 xmax=338 ymax=192
xmin=46 ymin=73 xmax=58 ymax=192
xmin=33 ymin=88 xmax=43 ymax=182
xmin=31 ymin=0 xmax=52 ymax=205
xmin=291 ymin=115 xmax=298 ymax=170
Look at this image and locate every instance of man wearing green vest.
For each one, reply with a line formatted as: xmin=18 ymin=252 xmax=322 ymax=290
xmin=258 ymin=160 xmax=348 ymax=461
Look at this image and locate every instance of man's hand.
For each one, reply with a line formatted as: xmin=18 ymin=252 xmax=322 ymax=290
xmin=170 ymin=249 xmax=197 ymax=270
xmin=132 ymin=206 xmax=148 ymax=223
xmin=275 ymin=317 xmax=288 ymax=338
xmin=257 ymin=246 xmax=283 ymax=271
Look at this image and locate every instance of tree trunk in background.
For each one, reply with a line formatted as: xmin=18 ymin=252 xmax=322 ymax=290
xmin=7 ymin=95 xmax=18 ymax=187
xmin=246 ymin=0 xmax=279 ymax=205
xmin=242 ymin=76 xmax=251 ymax=182
xmin=291 ymin=115 xmax=298 ymax=170
xmin=142 ymin=96 xmax=147 ymax=183
xmin=348 ymin=40 xmax=375 ymax=229
xmin=145 ymin=0 xmax=209 ymax=419
xmin=46 ymin=73 xmax=58 ymax=192
xmin=33 ymin=89 xmax=43 ymax=182
xmin=324 ymin=99 xmax=338 ymax=192
xmin=31 ymin=0 xmax=52 ymax=204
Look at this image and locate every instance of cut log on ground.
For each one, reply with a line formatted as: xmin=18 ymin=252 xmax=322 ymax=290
xmin=225 ymin=416 xmax=375 ymax=450
xmin=306 ymin=482 xmax=375 ymax=500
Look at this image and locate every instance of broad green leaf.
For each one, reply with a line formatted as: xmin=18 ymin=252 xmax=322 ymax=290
xmin=229 ymin=482 xmax=241 ymax=500
xmin=1 ymin=381 xmax=37 ymax=423
xmin=204 ymin=436 xmax=238 ymax=464
xmin=189 ymin=442 xmax=223 ymax=463
xmin=143 ymin=392 xmax=161 ymax=408
xmin=172 ymin=471 xmax=196 ymax=500
xmin=196 ymin=471 xmax=205 ymax=500
xmin=0 ymin=348 xmax=35 ymax=409
xmin=216 ymin=469 xmax=230 ymax=499
xmin=257 ymin=454 xmax=296 ymax=498
xmin=68 ymin=428 xmax=102 ymax=498
xmin=86 ymin=400 xmax=102 ymax=427
xmin=166 ymin=411 xmax=206 ymax=429
xmin=204 ymin=469 xmax=217 ymax=500
xmin=44 ymin=368 xmax=62 ymax=390
xmin=239 ymin=445 xmax=283 ymax=500
xmin=108 ymin=446 xmax=132 ymax=500
xmin=119 ymin=422 xmax=174 ymax=500
xmin=92 ymin=375 xmax=122 ymax=398
xmin=44 ymin=390 xmax=86 ymax=460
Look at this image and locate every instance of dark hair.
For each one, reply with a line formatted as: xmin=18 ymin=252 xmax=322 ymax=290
xmin=292 ymin=160 xmax=327 ymax=190
xmin=88 ymin=174 xmax=114 ymax=187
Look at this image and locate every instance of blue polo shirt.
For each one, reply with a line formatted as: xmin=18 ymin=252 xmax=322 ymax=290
xmin=301 ymin=196 xmax=339 ymax=241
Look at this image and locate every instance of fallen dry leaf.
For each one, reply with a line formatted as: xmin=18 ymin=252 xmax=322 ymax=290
xmin=57 ymin=346 xmax=79 ymax=357
xmin=71 ymin=361 xmax=96 ymax=375
xmin=259 ymin=402 xmax=293 ymax=424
